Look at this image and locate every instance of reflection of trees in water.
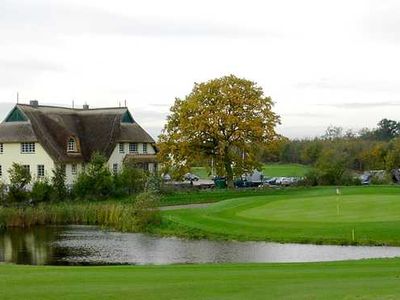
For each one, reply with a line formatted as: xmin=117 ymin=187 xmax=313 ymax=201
xmin=0 ymin=227 xmax=59 ymax=265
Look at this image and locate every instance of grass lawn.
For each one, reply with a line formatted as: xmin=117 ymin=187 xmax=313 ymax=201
xmin=262 ymin=163 xmax=311 ymax=177
xmin=2 ymin=259 xmax=400 ymax=299
xmin=158 ymin=186 xmax=400 ymax=245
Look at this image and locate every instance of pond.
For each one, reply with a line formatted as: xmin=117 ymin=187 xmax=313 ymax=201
xmin=1 ymin=225 xmax=400 ymax=265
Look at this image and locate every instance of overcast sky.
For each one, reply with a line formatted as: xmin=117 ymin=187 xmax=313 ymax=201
xmin=1 ymin=0 xmax=400 ymax=139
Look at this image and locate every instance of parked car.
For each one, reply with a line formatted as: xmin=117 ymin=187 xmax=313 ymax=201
xmin=162 ymin=173 xmax=172 ymax=182
xmin=183 ymin=173 xmax=199 ymax=181
xmin=360 ymin=173 xmax=372 ymax=185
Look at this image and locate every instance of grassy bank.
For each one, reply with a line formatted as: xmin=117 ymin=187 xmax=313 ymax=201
xmin=157 ymin=186 xmax=400 ymax=246
xmin=0 ymin=202 xmax=139 ymax=232
xmin=159 ymin=187 xmax=298 ymax=206
xmin=1 ymin=259 xmax=400 ymax=299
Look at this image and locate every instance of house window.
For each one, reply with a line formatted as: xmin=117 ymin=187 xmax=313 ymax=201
xmin=71 ymin=164 xmax=77 ymax=175
xmin=143 ymin=144 xmax=147 ymax=154
xmin=21 ymin=142 xmax=35 ymax=153
xmin=67 ymin=137 xmax=77 ymax=152
xmin=23 ymin=165 xmax=30 ymax=174
xmin=0 ymin=165 xmax=2 ymax=176
xmin=0 ymin=143 xmax=3 ymax=154
xmin=112 ymin=163 xmax=118 ymax=175
xmin=129 ymin=143 xmax=138 ymax=153
xmin=37 ymin=165 xmax=45 ymax=178
xmin=119 ymin=143 xmax=125 ymax=153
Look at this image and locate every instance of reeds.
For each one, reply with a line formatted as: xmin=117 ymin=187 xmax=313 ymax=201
xmin=0 ymin=203 xmax=139 ymax=232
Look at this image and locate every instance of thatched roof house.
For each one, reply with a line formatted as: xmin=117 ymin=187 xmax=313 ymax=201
xmin=0 ymin=101 xmax=157 ymax=184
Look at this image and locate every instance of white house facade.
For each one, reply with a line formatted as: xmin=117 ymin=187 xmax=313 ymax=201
xmin=0 ymin=101 xmax=157 ymax=185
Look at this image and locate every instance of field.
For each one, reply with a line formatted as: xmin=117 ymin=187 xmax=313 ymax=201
xmin=191 ymin=163 xmax=311 ymax=179
xmin=1 ymin=259 xmax=400 ymax=299
xmin=159 ymin=186 xmax=400 ymax=245
xmin=262 ymin=163 xmax=311 ymax=177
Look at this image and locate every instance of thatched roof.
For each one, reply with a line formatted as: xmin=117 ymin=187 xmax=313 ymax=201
xmin=0 ymin=104 xmax=155 ymax=163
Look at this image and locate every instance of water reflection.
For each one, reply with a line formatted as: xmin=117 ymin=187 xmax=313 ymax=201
xmin=1 ymin=225 xmax=400 ymax=265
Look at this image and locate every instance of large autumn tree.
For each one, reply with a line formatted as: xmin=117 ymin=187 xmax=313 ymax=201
xmin=158 ymin=75 xmax=280 ymax=187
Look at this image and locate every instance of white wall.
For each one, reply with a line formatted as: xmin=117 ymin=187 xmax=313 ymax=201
xmin=107 ymin=142 xmax=156 ymax=172
xmin=0 ymin=142 xmax=54 ymax=184
xmin=65 ymin=163 xmax=83 ymax=185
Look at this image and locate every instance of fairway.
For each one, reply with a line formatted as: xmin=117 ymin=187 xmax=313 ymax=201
xmin=160 ymin=186 xmax=400 ymax=245
xmin=262 ymin=163 xmax=311 ymax=177
xmin=240 ymin=195 xmax=400 ymax=223
xmin=2 ymin=259 xmax=400 ymax=299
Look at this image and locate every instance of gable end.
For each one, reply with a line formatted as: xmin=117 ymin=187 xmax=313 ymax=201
xmin=5 ymin=107 xmax=28 ymax=122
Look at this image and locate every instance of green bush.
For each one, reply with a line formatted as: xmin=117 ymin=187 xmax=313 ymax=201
xmin=7 ymin=163 xmax=31 ymax=203
xmin=146 ymin=174 xmax=163 ymax=193
xmin=31 ymin=179 xmax=54 ymax=204
xmin=52 ymin=164 xmax=67 ymax=201
xmin=132 ymin=192 xmax=161 ymax=230
xmin=119 ymin=159 xmax=148 ymax=195
xmin=0 ymin=182 xmax=7 ymax=206
xmin=72 ymin=153 xmax=114 ymax=200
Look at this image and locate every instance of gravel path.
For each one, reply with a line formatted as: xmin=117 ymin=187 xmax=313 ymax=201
xmin=159 ymin=203 xmax=213 ymax=211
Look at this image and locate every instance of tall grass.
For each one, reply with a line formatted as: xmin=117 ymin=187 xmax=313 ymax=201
xmin=0 ymin=203 xmax=140 ymax=232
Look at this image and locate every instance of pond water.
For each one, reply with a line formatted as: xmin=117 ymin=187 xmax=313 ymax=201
xmin=1 ymin=225 xmax=400 ymax=265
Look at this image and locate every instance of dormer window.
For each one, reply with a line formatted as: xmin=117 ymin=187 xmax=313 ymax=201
xmin=67 ymin=137 xmax=78 ymax=152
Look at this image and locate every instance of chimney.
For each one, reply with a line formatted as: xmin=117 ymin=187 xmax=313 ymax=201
xmin=30 ymin=100 xmax=39 ymax=108
xmin=83 ymin=104 xmax=89 ymax=110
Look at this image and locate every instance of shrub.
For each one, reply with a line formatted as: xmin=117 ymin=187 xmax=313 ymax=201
xmin=7 ymin=163 xmax=31 ymax=203
xmin=119 ymin=159 xmax=148 ymax=195
xmin=0 ymin=182 xmax=7 ymax=206
xmin=52 ymin=164 xmax=67 ymax=201
xmin=146 ymin=173 xmax=163 ymax=193
xmin=72 ymin=153 xmax=113 ymax=200
xmin=132 ymin=192 xmax=161 ymax=230
xmin=31 ymin=179 xmax=54 ymax=204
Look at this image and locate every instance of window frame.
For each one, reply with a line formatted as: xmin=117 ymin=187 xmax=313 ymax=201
xmin=119 ymin=143 xmax=125 ymax=154
xmin=22 ymin=165 xmax=30 ymax=174
xmin=67 ymin=137 xmax=77 ymax=152
xmin=112 ymin=163 xmax=118 ymax=175
xmin=37 ymin=165 xmax=45 ymax=178
xmin=143 ymin=143 xmax=148 ymax=154
xmin=0 ymin=143 xmax=3 ymax=154
xmin=71 ymin=164 xmax=77 ymax=175
xmin=21 ymin=142 xmax=35 ymax=154
xmin=129 ymin=143 xmax=138 ymax=154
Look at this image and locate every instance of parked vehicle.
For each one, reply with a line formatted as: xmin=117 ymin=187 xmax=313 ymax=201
xmin=183 ymin=173 xmax=199 ymax=181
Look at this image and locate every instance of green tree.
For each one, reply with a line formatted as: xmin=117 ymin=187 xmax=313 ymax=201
xmin=72 ymin=153 xmax=113 ymax=199
xmin=118 ymin=158 xmax=148 ymax=195
xmin=158 ymin=75 xmax=280 ymax=187
xmin=7 ymin=163 xmax=32 ymax=203
xmin=52 ymin=164 xmax=67 ymax=201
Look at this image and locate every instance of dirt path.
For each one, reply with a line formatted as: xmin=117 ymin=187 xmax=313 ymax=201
xmin=159 ymin=203 xmax=213 ymax=211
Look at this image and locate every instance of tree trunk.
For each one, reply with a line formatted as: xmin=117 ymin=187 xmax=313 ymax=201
xmin=224 ymin=157 xmax=234 ymax=189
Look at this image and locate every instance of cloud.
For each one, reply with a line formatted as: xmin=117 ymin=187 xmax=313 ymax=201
xmin=364 ymin=1 xmax=400 ymax=43
xmin=0 ymin=59 xmax=64 ymax=72
xmin=296 ymin=78 xmax=400 ymax=93
xmin=317 ymin=101 xmax=400 ymax=109
xmin=284 ymin=112 xmax=330 ymax=118
xmin=0 ymin=0 xmax=271 ymax=39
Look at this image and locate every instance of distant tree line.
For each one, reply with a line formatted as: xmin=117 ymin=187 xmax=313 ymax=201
xmin=258 ymin=119 xmax=400 ymax=185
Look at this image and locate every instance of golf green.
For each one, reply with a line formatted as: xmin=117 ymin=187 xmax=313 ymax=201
xmin=160 ymin=186 xmax=400 ymax=245
xmin=239 ymin=195 xmax=400 ymax=223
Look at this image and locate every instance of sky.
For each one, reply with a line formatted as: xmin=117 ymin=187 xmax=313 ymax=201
xmin=1 ymin=0 xmax=400 ymax=139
